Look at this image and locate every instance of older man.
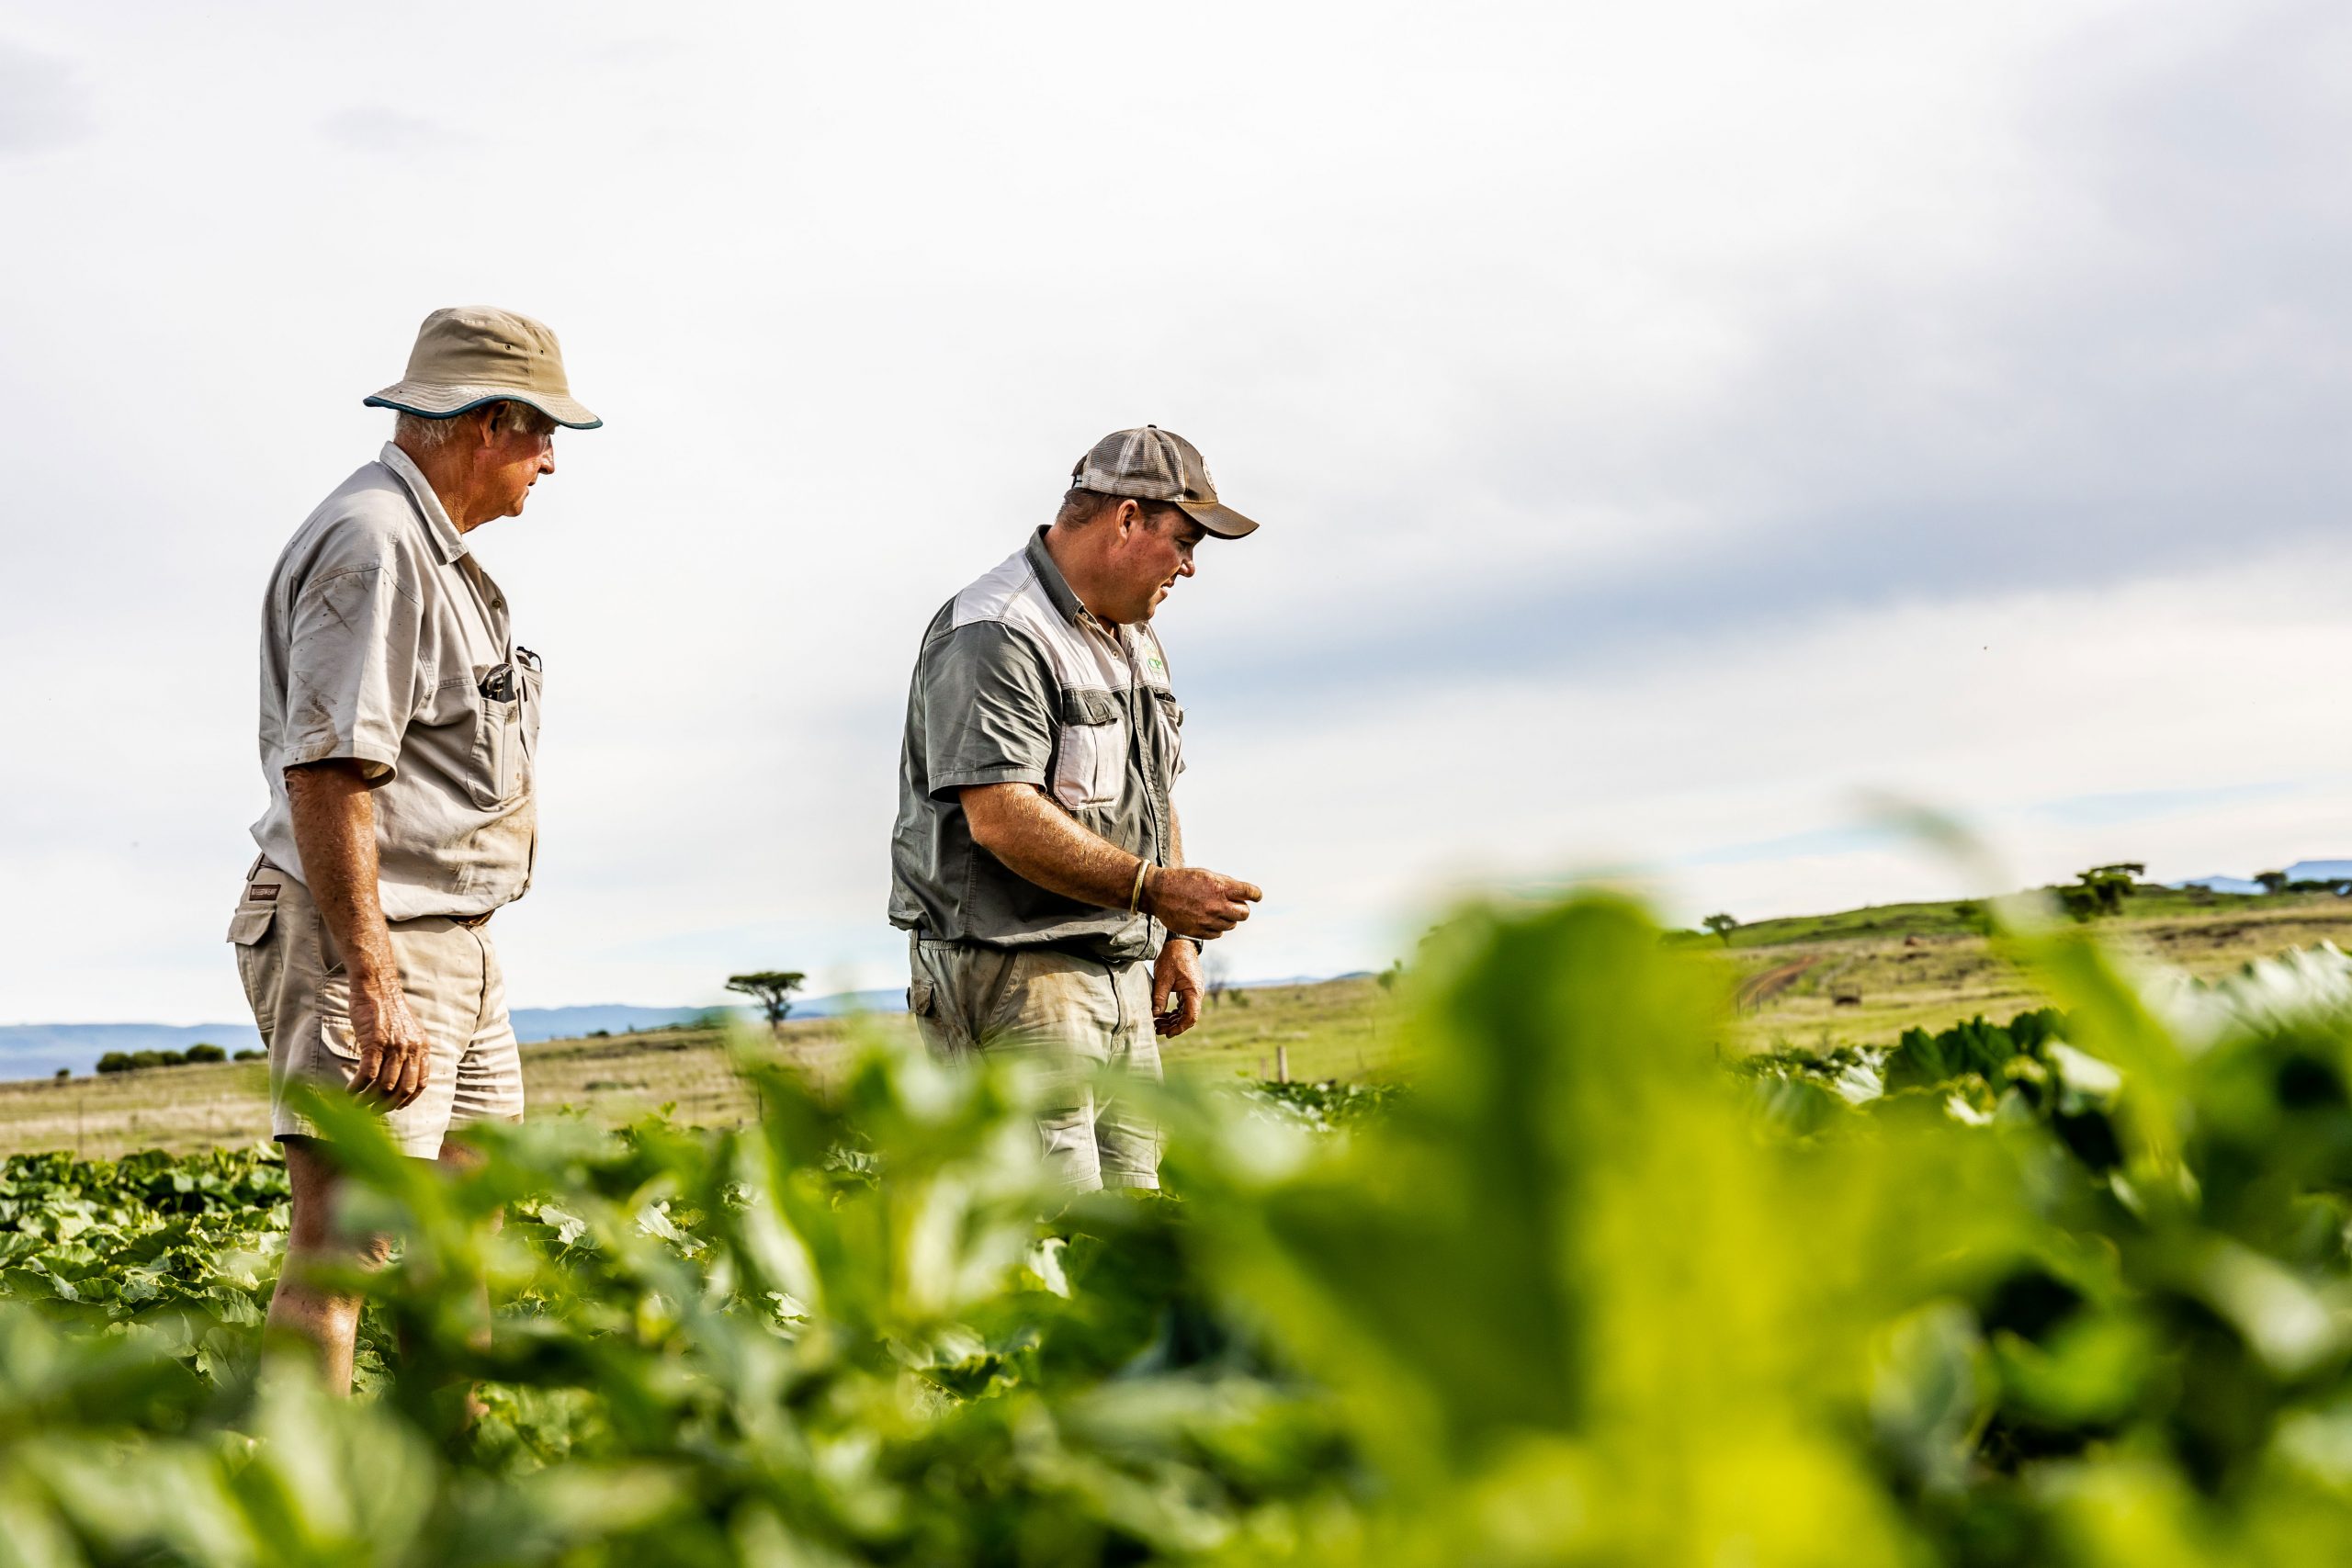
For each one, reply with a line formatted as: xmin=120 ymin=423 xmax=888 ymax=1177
xmin=890 ymin=426 xmax=1266 ymax=1190
xmin=228 ymin=307 xmax=598 ymax=1390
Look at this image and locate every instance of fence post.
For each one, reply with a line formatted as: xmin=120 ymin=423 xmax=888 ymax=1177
xmin=1275 ymin=1045 xmax=1290 ymax=1084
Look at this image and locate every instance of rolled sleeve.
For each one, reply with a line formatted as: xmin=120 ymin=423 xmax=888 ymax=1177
xmin=282 ymin=566 xmax=424 ymax=784
xmin=922 ymin=622 xmax=1054 ymax=797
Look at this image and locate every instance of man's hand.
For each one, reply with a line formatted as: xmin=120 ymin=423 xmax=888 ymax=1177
xmin=1148 ymin=866 xmax=1263 ymax=941
xmin=348 ymin=976 xmax=431 ymax=1109
xmin=957 ymin=784 xmax=1263 ymax=939
xmin=1153 ymin=940 xmax=1204 ymax=1037
xmin=287 ymin=761 xmax=429 ymax=1111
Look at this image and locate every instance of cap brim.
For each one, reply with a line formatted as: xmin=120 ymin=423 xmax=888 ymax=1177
xmin=363 ymin=381 xmax=603 ymax=430
xmin=1174 ymin=499 xmax=1259 ymax=538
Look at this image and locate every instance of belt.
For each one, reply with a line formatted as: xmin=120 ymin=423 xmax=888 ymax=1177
xmin=248 ymin=857 xmax=493 ymax=930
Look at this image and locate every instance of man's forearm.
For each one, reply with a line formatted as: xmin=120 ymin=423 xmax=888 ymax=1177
xmin=285 ymin=762 xmax=400 ymax=986
xmin=961 ymin=783 xmax=1143 ymax=909
xmin=1162 ymin=807 xmax=1196 ymax=948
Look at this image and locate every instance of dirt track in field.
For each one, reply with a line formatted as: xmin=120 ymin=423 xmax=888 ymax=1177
xmin=1735 ymin=954 xmax=1820 ymax=1013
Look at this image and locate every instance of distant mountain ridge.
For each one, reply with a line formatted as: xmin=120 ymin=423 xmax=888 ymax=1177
xmin=0 ymin=1023 xmax=266 ymax=1081
xmin=2174 ymin=859 xmax=2352 ymax=895
xmin=0 ymin=988 xmax=911 ymax=1081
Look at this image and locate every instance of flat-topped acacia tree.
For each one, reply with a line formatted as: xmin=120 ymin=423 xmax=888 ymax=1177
xmin=725 ymin=970 xmax=806 ymax=1032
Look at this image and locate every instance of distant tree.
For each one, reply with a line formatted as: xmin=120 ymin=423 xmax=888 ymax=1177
xmin=726 ymin=970 xmax=806 ymax=1030
xmin=95 ymin=1053 xmax=133 ymax=1075
xmin=52 ymin=1068 xmax=68 ymax=1080
xmin=233 ymin=1049 xmax=265 ymax=1061
xmin=184 ymin=1043 xmax=226 ymax=1064
xmin=2074 ymin=863 xmax=2146 ymax=919
xmin=1702 ymin=913 xmax=1739 ymax=947
xmin=1204 ymin=951 xmax=1234 ymax=1008
xmin=2256 ymin=870 xmax=2289 ymax=896
xmin=1374 ymin=960 xmax=1404 ymax=991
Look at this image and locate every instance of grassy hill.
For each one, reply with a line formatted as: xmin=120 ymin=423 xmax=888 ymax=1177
xmin=13 ymin=885 xmax=2351 ymax=1161
xmin=1706 ymin=886 xmax=2352 ymax=1055
xmin=0 ymin=977 xmax=1401 ymax=1161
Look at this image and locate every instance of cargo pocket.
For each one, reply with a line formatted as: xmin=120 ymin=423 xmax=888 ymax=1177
xmin=226 ymin=906 xmax=276 ymax=946
xmin=317 ymin=1013 xmax=363 ymax=1065
xmin=1051 ymin=690 xmax=1126 ymax=808
xmin=227 ymin=898 xmax=279 ymax=1035
xmin=907 ymin=956 xmax=965 ymax=1056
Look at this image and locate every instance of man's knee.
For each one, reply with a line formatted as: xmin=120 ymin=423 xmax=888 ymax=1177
xmin=279 ymin=1136 xmax=391 ymax=1268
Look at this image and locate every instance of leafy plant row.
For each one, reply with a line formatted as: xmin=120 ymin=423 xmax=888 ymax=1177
xmin=9 ymin=908 xmax=2352 ymax=1564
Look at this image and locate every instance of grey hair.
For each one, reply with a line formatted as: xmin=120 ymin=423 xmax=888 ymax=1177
xmin=391 ymin=401 xmax=557 ymax=452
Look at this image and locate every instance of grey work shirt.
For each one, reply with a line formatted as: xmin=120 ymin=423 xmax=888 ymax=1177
xmin=247 ymin=443 xmax=542 ymax=920
xmin=889 ymin=529 xmax=1184 ymax=963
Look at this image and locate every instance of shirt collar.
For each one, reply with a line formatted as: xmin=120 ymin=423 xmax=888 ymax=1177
xmin=1025 ymin=526 xmax=1089 ymax=625
xmin=378 ymin=442 xmax=469 ymax=564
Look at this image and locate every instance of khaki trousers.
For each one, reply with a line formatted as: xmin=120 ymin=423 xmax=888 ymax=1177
xmin=229 ymin=860 xmax=525 ymax=1158
xmin=907 ymin=937 xmax=1161 ymax=1190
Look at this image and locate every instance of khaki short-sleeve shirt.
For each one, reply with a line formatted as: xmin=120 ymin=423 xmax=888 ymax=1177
xmin=247 ymin=444 xmax=541 ymax=919
xmin=888 ymin=529 xmax=1184 ymax=962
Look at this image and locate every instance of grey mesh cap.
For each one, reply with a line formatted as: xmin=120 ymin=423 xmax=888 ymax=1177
xmin=363 ymin=306 xmax=603 ymax=430
xmin=1071 ymin=425 xmax=1259 ymax=538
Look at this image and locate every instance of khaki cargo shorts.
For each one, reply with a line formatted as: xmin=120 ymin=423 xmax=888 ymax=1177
xmin=229 ymin=860 xmax=525 ymax=1158
xmin=908 ymin=937 xmax=1161 ymax=1191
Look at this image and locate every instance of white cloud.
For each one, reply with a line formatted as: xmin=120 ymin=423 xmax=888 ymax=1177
xmin=3 ymin=0 xmax=2350 ymax=1021
xmin=0 ymin=42 xmax=93 ymax=154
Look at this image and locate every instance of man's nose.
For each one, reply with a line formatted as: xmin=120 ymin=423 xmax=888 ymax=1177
xmin=1177 ymin=552 xmax=1196 ymax=577
xmin=537 ymin=446 xmax=557 ymax=476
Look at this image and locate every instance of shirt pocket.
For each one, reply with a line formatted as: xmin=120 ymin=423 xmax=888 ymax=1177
xmin=1153 ymin=693 xmax=1184 ymax=780
xmin=466 ymin=668 xmax=523 ymax=809
xmin=1052 ymin=689 xmax=1127 ymax=809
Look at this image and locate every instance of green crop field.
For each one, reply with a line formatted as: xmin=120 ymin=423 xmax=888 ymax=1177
xmin=13 ymin=889 xmax=2352 ymax=1164
xmin=14 ymin=893 xmax=2352 ymax=1562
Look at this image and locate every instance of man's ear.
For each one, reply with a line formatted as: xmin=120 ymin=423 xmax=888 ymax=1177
xmin=1113 ymin=498 xmax=1143 ymax=538
xmin=469 ymin=407 xmax=501 ymax=451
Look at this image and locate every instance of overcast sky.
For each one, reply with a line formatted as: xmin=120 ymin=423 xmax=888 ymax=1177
xmin=6 ymin=0 xmax=2352 ymax=1023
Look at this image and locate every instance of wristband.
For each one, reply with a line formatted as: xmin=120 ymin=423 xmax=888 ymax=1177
xmin=1128 ymin=859 xmax=1153 ymax=914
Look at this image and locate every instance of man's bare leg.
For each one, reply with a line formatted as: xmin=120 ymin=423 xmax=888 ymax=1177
xmin=266 ymin=1137 xmax=390 ymax=1394
xmin=437 ymin=1136 xmax=503 ymax=1425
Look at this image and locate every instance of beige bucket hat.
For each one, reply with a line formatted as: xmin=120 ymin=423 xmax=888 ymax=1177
xmin=364 ymin=306 xmax=602 ymax=429
xmin=1071 ymin=425 xmax=1259 ymax=538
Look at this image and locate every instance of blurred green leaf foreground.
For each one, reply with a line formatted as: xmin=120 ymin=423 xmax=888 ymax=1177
xmin=8 ymin=893 xmax=2352 ymax=1565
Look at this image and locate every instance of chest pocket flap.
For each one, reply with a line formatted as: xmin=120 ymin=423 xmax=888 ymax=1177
xmin=1052 ymin=689 xmax=1126 ymax=809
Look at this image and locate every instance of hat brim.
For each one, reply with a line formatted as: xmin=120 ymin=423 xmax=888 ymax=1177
xmin=1173 ymin=499 xmax=1260 ymax=539
xmin=363 ymin=381 xmax=603 ymax=430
